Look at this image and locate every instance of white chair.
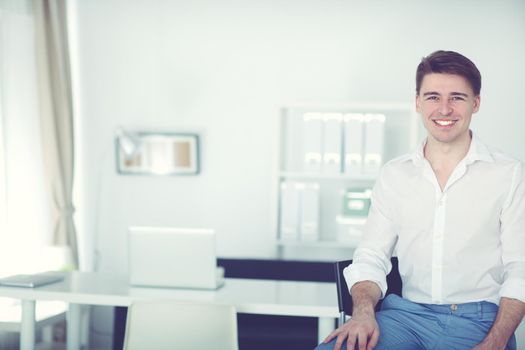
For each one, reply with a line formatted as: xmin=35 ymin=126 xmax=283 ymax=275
xmin=123 ymin=300 xmax=238 ymax=350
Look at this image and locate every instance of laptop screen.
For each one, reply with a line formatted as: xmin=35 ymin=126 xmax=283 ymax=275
xmin=128 ymin=226 xmax=220 ymax=289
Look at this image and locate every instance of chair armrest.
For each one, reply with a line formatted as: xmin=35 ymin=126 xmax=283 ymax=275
xmin=334 ymin=260 xmax=353 ymax=326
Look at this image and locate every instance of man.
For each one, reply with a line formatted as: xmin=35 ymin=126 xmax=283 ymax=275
xmin=317 ymin=50 xmax=525 ymax=350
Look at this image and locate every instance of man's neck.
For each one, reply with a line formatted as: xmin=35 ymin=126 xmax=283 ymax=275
xmin=424 ymin=132 xmax=472 ymax=171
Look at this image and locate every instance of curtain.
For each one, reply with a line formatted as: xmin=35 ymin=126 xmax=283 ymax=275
xmin=33 ymin=0 xmax=78 ymax=267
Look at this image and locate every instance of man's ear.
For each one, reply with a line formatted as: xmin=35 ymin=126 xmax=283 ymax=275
xmin=473 ymin=95 xmax=481 ymax=113
xmin=416 ymin=94 xmax=421 ymax=113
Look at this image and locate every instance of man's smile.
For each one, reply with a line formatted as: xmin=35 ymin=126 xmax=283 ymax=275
xmin=432 ymin=118 xmax=458 ymax=127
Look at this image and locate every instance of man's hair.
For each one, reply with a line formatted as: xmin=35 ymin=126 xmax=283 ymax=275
xmin=415 ymin=50 xmax=481 ymax=96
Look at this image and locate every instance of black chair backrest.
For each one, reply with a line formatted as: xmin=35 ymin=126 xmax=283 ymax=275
xmin=334 ymin=257 xmax=402 ymax=317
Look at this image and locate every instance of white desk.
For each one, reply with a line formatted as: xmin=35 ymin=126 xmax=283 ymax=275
xmin=0 ymin=272 xmax=339 ymax=350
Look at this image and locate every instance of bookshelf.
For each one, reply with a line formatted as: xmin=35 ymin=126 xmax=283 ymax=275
xmin=275 ymin=103 xmax=419 ymax=256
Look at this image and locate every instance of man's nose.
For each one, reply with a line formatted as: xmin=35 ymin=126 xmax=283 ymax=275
xmin=439 ymin=100 xmax=453 ymax=116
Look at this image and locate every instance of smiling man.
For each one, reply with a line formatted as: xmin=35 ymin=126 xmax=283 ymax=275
xmin=316 ymin=51 xmax=525 ymax=350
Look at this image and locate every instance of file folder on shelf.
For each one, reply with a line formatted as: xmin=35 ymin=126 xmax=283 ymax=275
xmin=279 ymin=181 xmax=301 ymax=241
xmin=363 ymin=114 xmax=385 ymax=176
xmin=302 ymin=113 xmax=323 ymax=173
xmin=300 ymin=183 xmax=320 ymax=241
xmin=322 ymin=113 xmax=343 ymax=175
xmin=343 ymin=113 xmax=364 ymax=176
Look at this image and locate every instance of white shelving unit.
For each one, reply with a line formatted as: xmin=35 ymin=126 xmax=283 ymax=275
xmin=275 ymin=103 xmax=420 ymax=258
xmin=278 ymin=172 xmax=377 ymax=181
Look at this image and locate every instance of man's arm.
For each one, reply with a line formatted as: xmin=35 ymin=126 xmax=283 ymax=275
xmin=323 ymin=281 xmax=382 ymax=350
xmin=473 ymin=297 xmax=525 ymax=350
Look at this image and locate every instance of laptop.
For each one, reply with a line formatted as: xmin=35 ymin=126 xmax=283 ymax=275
xmin=128 ymin=226 xmax=225 ymax=290
xmin=0 ymin=272 xmax=64 ymax=288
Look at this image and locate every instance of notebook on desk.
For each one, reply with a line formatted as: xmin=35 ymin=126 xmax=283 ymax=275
xmin=128 ymin=226 xmax=225 ymax=290
xmin=0 ymin=272 xmax=64 ymax=288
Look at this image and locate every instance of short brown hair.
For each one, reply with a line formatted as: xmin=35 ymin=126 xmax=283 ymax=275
xmin=416 ymin=50 xmax=481 ymax=96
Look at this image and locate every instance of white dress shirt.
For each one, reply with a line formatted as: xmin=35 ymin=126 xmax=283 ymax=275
xmin=344 ymin=133 xmax=525 ymax=305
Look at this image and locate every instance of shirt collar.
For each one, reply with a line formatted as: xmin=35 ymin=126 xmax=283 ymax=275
xmin=408 ymin=131 xmax=494 ymax=166
xmin=464 ymin=133 xmax=494 ymax=164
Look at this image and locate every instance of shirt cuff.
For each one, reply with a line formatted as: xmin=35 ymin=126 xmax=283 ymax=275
xmin=499 ymin=277 xmax=525 ymax=303
xmin=343 ymin=262 xmax=388 ymax=298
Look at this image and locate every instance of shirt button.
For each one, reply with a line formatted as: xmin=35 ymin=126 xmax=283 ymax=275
xmin=450 ymin=304 xmax=458 ymax=311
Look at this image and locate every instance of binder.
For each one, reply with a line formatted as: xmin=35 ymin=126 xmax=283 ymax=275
xmin=279 ymin=181 xmax=300 ymax=241
xmin=363 ymin=114 xmax=385 ymax=176
xmin=343 ymin=113 xmax=364 ymax=176
xmin=322 ymin=113 xmax=343 ymax=175
xmin=302 ymin=113 xmax=323 ymax=173
xmin=300 ymin=183 xmax=320 ymax=241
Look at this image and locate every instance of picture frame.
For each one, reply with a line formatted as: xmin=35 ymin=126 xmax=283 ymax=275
xmin=116 ymin=132 xmax=200 ymax=176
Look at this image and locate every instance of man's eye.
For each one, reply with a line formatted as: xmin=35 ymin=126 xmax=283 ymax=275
xmin=451 ymin=96 xmax=465 ymax=101
xmin=426 ymin=96 xmax=439 ymax=101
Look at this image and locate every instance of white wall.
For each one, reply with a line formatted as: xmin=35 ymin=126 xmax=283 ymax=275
xmin=71 ymin=0 xmax=525 ymax=274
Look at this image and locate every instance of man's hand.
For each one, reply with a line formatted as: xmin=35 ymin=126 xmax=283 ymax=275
xmin=323 ymin=313 xmax=379 ymax=350
xmin=471 ymin=339 xmax=499 ymax=350
xmin=472 ymin=297 xmax=525 ymax=350
xmin=323 ymin=280 xmax=382 ymax=350
xmin=471 ymin=332 xmax=507 ymax=350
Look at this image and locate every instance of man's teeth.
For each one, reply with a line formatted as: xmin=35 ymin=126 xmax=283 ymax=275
xmin=434 ymin=120 xmax=456 ymax=126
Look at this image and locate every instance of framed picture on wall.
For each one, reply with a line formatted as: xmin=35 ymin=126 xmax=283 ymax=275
xmin=116 ymin=132 xmax=200 ymax=176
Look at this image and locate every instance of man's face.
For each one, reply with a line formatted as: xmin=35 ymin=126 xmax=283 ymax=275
xmin=416 ymin=73 xmax=480 ymax=145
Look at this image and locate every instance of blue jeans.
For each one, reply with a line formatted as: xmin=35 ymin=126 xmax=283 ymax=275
xmin=316 ymin=294 xmax=516 ymax=350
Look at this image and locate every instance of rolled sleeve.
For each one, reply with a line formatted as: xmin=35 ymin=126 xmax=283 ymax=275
xmin=499 ymin=276 xmax=525 ymax=303
xmin=344 ymin=168 xmax=398 ymax=298
xmin=344 ymin=248 xmax=392 ymax=298
xmin=500 ymin=162 xmax=525 ymax=303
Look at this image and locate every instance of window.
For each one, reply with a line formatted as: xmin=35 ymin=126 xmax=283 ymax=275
xmin=0 ymin=0 xmax=52 ymax=275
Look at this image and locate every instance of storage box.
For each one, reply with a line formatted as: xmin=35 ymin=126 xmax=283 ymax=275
xmin=342 ymin=188 xmax=372 ymax=217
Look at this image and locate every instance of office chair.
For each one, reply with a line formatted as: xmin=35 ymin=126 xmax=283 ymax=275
xmin=334 ymin=257 xmax=402 ymax=327
xmin=123 ymin=300 xmax=239 ymax=350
